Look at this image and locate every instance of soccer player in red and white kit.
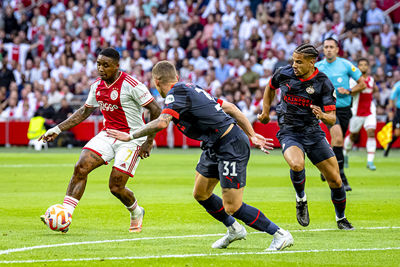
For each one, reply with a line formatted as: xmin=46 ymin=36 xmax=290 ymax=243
xmin=344 ymin=58 xmax=379 ymax=170
xmin=39 ymin=48 xmax=161 ymax=232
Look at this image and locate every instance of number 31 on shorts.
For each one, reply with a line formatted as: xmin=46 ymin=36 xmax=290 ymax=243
xmin=222 ymin=161 xmax=238 ymax=176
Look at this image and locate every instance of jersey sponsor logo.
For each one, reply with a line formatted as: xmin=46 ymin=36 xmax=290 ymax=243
xmin=283 ymin=95 xmax=312 ymax=107
xmin=110 ymin=90 xmax=119 ymax=100
xmin=165 ymin=95 xmax=175 ymax=104
xmin=306 ymin=86 xmax=315 ymax=94
xmin=98 ymin=101 xmax=119 ymax=112
xmin=351 ymin=65 xmax=356 ymax=72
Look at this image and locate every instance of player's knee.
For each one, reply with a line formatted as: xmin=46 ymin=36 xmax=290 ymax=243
xmin=350 ymin=133 xmax=359 ymax=142
xmin=288 ymin=160 xmax=304 ymax=172
xmin=224 ymin=203 xmax=240 ymax=215
xmin=109 ymin=184 xmax=124 ymax=197
xmin=366 ymin=130 xmax=375 ymax=138
xmin=73 ymin=162 xmax=90 ymax=177
xmin=193 ymin=190 xmax=209 ymax=201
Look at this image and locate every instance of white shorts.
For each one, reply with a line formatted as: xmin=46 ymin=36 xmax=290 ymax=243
xmin=83 ymin=131 xmax=142 ymax=177
xmin=349 ymin=114 xmax=377 ymax=133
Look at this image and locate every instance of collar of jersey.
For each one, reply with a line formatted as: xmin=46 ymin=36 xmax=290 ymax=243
xmin=298 ymin=68 xmax=319 ymax=82
xmin=102 ymin=71 xmax=123 ymax=88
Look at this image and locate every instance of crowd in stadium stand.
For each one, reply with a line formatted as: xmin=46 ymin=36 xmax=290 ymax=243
xmin=0 ymin=0 xmax=399 ymax=126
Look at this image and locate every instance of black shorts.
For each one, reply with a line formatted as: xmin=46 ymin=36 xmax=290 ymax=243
xmin=328 ymin=106 xmax=352 ymax=137
xmin=394 ymin=108 xmax=400 ymax=129
xmin=277 ymin=127 xmax=335 ymax=165
xmin=196 ymin=125 xmax=249 ymax=189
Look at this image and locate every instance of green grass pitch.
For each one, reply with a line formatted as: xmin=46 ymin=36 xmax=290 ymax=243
xmin=0 ymin=147 xmax=399 ymax=266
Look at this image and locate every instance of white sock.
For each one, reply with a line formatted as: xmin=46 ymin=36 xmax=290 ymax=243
xmin=63 ymin=196 xmax=79 ymax=214
xmin=367 ymin=137 xmax=376 ymax=162
xmin=296 ymin=193 xmax=307 ymax=202
xmin=228 ymin=220 xmax=241 ymax=232
xmin=127 ymin=200 xmax=142 ymax=218
xmin=344 ymin=135 xmax=353 ymax=155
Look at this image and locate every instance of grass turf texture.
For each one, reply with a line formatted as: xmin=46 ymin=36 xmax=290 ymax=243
xmin=0 ymin=147 xmax=399 ymax=266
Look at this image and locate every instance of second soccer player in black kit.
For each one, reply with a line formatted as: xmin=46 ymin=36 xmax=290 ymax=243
xmin=107 ymin=60 xmax=294 ymax=250
xmin=258 ymin=44 xmax=354 ymax=230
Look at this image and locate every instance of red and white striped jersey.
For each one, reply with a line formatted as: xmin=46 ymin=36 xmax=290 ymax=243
xmin=85 ymin=71 xmax=154 ymax=142
xmin=351 ymin=76 xmax=375 ymax=117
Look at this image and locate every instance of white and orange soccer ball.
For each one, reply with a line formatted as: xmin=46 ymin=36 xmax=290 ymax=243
xmin=41 ymin=204 xmax=72 ymax=233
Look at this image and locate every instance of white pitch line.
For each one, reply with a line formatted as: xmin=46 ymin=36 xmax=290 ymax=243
xmin=1 ymin=226 xmax=399 ymax=256
xmin=1 ymin=247 xmax=400 ymax=264
xmin=0 ymin=164 xmax=72 ymax=168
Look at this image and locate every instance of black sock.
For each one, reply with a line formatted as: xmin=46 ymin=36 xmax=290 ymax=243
xmin=232 ymin=203 xmax=279 ymax=235
xmin=290 ymin=169 xmax=305 ymax=198
xmin=331 ymin=186 xmax=346 ymax=219
xmin=197 ymin=194 xmax=235 ymax=227
xmin=333 ymin=146 xmax=348 ymax=184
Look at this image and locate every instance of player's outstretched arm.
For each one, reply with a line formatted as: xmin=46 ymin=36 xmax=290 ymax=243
xmin=140 ymin=100 xmax=162 ymax=158
xmin=257 ymin=83 xmax=276 ymax=124
xmin=39 ymin=105 xmax=96 ymax=142
xmin=310 ymin=105 xmax=336 ymax=125
xmin=350 ymin=76 xmax=366 ymax=96
xmin=221 ymin=101 xmax=273 ymax=153
xmin=107 ymin=113 xmax=173 ymax=142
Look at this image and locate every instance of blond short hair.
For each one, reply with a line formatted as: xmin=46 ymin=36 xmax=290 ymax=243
xmin=152 ymin=61 xmax=177 ymax=84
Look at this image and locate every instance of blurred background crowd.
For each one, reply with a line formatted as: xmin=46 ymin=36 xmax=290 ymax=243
xmin=0 ymin=0 xmax=399 ymax=126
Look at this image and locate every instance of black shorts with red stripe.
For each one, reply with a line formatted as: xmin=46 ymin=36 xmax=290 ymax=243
xmin=196 ymin=125 xmax=249 ymax=189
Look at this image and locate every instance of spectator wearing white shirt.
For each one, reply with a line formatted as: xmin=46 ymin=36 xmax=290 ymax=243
xmin=380 ymin=24 xmax=395 ymax=49
xmin=221 ymin=4 xmax=237 ymax=30
xmin=167 ymin=39 xmax=186 ymax=61
xmin=149 ymin=6 xmax=166 ymax=28
xmin=343 ymin=29 xmax=365 ymax=57
xmin=189 ymin=49 xmax=209 ymax=71
xmin=262 ymin=50 xmax=278 ymax=72
xmin=238 ymin=8 xmax=259 ymax=44
xmin=365 ymin=1 xmax=385 ymax=42
xmin=310 ymin=13 xmax=326 ymax=45
xmin=100 ymin=18 xmax=115 ymax=43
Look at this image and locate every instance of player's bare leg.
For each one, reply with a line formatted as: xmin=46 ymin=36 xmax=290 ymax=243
xmin=193 ymin=172 xmax=243 ymax=248
xmin=329 ymin=125 xmax=351 ymax=191
xmin=366 ymin=128 xmax=377 ymax=170
xmin=109 ymin=168 xmax=144 ymax=232
xmin=222 ymin=186 xmax=293 ymax=251
xmin=343 ymin=132 xmax=359 ymax=168
xmin=283 ymin=146 xmax=309 ymax=227
xmin=41 ymin=149 xmax=104 ymax=231
xmin=316 ymin=157 xmax=354 ymax=230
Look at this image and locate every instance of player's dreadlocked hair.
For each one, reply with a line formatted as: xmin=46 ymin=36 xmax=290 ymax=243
xmin=99 ymin=47 xmax=120 ymax=63
xmin=294 ymin=43 xmax=319 ymax=59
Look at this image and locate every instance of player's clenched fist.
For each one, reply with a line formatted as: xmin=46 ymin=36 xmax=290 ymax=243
xmin=257 ymin=112 xmax=270 ymax=124
xmin=38 ymin=126 xmax=61 ymax=142
xmin=310 ymin=105 xmax=323 ymax=120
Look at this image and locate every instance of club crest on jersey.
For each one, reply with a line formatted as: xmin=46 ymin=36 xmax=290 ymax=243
xmin=110 ymin=90 xmax=119 ymax=101
xmin=306 ymin=86 xmax=315 ymax=94
xmin=165 ymin=95 xmax=175 ymax=104
xmin=337 ymin=77 xmax=343 ymax=83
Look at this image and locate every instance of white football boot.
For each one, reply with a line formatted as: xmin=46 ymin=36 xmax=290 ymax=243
xmin=266 ymin=228 xmax=294 ymax=251
xmin=129 ymin=207 xmax=145 ymax=233
xmin=212 ymin=222 xmax=247 ymax=249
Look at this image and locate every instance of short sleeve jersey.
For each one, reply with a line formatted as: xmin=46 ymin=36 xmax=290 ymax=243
xmin=161 ymin=82 xmax=235 ymax=147
xmin=315 ymin=57 xmax=362 ymax=108
xmin=85 ymin=71 xmax=154 ymax=142
xmin=391 ymin=81 xmax=400 ymax=109
xmin=269 ymin=65 xmax=336 ymax=130
xmin=351 ymin=75 xmax=376 ymax=116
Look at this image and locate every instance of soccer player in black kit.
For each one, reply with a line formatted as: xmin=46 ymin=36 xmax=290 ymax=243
xmin=258 ymin=44 xmax=354 ymax=230
xmin=107 ymin=60 xmax=294 ymax=250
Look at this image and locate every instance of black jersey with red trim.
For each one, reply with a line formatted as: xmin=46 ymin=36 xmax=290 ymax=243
xmin=269 ymin=65 xmax=336 ymax=130
xmin=162 ymin=82 xmax=235 ymax=148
